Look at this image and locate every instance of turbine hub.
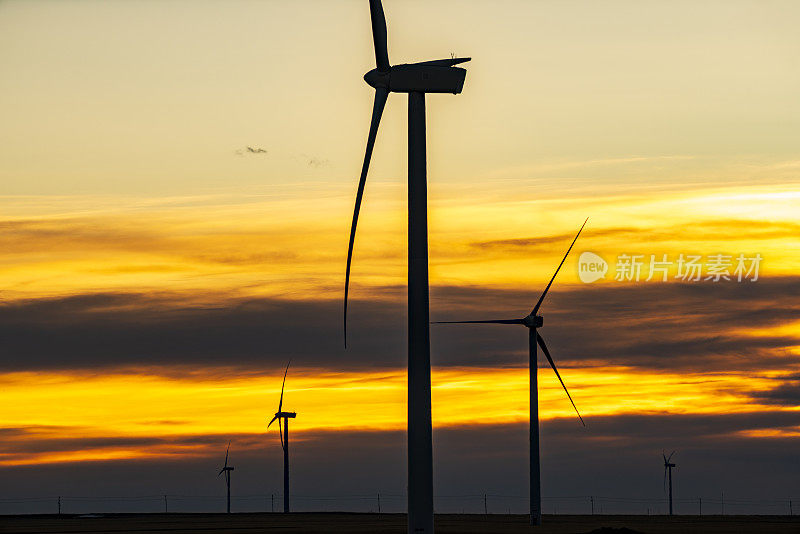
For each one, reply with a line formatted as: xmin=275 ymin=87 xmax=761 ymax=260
xmin=523 ymin=315 xmax=544 ymax=328
xmin=364 ymin=68 xmax=390 ymax=89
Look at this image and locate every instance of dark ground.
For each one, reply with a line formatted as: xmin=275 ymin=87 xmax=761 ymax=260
xmin=1 ymin=513 xmax=799 ymax=534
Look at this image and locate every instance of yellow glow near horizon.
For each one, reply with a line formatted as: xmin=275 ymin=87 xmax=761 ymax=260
xmin=0 ymin=182 xmax=798 ymax=302
xmin=1 ymin=366 xmax=795 ymax=466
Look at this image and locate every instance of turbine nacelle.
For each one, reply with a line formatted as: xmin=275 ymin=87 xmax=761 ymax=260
xmin=364 ymin=59 xmax=470 ymax=95
xmin=274 ymin=411 xmax=297 ymax=419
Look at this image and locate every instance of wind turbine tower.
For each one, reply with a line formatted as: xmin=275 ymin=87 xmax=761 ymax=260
xmin=268 ymin=362 xmax=296 ymax=513
xmin=433 ymin=220 xmax=588 ymax=526
xmin=218 ymin=442 xmax=234 ymax=513
xmin=663 ymin=451 xmax=676 ymax=515
xmin=344 ymin=1 xmax=469 ymax=532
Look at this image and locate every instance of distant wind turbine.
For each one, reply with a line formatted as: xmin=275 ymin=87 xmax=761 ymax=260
xmin=217 ymin=442 xmax=234 ymax=514
xmin=344 ymin=1 xmax=470 ymax=532
xmin=432 ymin=219 xmax=588 ymax=526
xmin=268 ymin=362 xmax=296 ymax=513
xmin=663 ymin=450 xmax=676 ymax=515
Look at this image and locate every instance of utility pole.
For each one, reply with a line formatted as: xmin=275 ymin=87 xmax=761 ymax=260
xmin=699 ymin=497 xmax=702 ymax=516
xmin=378 ymin=493 xmax=381 ymax=514
xmin=58 ymin=496 xmax=61 ymax=515
xmin=789 ymin=499 xmax=792 ymax=516
xmin=721 ymin=492 xmax=724 ymax=515
xmin=484 ymin=494 xmax=487 ymax=515
xmin=271 ymin=494 xmax=274 ymax=513
xmin=164 ymin=495 xmax=168 ymax=513
xmin=590 ymin=496 xmax=594 ymax=515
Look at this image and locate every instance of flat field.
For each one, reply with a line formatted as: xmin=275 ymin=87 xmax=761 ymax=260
xmin=2 ymin=513 xmax=799 ymax=534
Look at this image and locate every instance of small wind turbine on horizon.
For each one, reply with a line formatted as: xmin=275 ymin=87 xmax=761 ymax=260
xmin=663 ymin=450 xmax=676 ymax=516
xmin=432 ymin=219 xmax=588 ymax=527
xmin=268 ymin=362 xmax=296 ymax=513
xmin=344 ymin=1 xmax=470 ymax=532
xmin=217 ymin=442 xmax=234 ymax=514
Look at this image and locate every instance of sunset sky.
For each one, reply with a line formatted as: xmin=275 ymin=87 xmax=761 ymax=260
xmin=1 ymin=0 xmax=799 ymax=515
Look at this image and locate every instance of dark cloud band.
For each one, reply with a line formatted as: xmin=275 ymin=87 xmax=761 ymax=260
xmin=0 ymin=278 xmax=797 ymax=383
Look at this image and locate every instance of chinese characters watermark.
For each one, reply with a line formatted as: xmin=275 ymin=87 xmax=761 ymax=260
xmin=578 ymin=252 xmax=762 ymax=284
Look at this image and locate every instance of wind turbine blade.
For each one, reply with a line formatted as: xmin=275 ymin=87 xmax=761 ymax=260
xmin=278 ymin=415 xmax=284 ymax=451
xmin=432 ymin=319 xmax=524 ymax=325
xmin=536 ymin=333 xmax=585 ymax=426
xmin=369 ymin=0 xmax=390 ymax=71
xmin=344 ymin=87 xmax=389 ymax=347
xmin=668 ymin=450 xmax=676 ymax=462
xmin=224 ymin=442 xmax=230 ymax=468
xmin=218 ymin=468 xmax=225 ymax=477
xmin=663 ymin=465 xmax=667 ymax=491
xmin=416 ymin=57 xmax=471 ymax=67
xmin=267 ymin=414 xmax=279 ymax=428
xmin=531 ymin=218 xmax=588 ymax=315
xmin=278 ymin=361 xmax=290 ymax=414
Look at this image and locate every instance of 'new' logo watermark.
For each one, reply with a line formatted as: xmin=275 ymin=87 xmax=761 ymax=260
xmin=578 ymin=252 xmax=608 ymax=283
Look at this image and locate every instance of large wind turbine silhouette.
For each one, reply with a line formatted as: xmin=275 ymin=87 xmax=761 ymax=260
xmin=663 ymin=450 xmax=676 ymax=515
xmin=344 ymin=1 xmax=469 ymax=532
xmin=433 ymin=220 xmax=588 ymax=526
xmin=268 ymin=362 xmax=296 ymax=513
xmin=217 ymin=442 xmax=234 ymax=514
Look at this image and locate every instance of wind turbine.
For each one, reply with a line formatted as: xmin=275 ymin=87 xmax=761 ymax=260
xmin=268 ymin=362 xmax=296 ymax=513
xmin=217 ymin=442 xmax=234 ymax=514
xmin=432 ymin=220 xmax=588 ymax=526
xmin=663 ymin=450 xmax=676 ymax=515
xmin=344 ymin=1 xmax=469 ymax=532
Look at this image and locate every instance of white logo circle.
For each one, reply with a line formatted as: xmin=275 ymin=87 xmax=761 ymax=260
xmin=578 ymin=251 xmax=608 ymax=283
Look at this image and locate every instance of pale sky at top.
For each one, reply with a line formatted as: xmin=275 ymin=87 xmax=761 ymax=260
xmin=1 ymin=0 xmax=798 ymax=199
